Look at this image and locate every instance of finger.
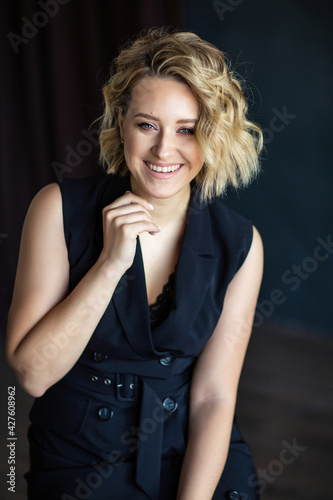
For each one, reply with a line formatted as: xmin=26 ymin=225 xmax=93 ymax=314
xmin=103 ymin=203 xmax=153 ymax=220
xmin=124 ymin=191 xmax=154 ymax=210
xmin=131 ymin=220 xmax=161 ymax=237
xmin=104 ymin=191 xmax=154 ymax=212
xmin=111 ymin=219 xmax=160 ymax=241
xmin=111 ymin=211 xmax=160 ymax=231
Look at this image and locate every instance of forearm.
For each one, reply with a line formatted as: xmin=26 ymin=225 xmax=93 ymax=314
xmin=7 ymin=261 xmax=122 ymax=397
xmin=176 ymin=399 xmax=235 ymax=500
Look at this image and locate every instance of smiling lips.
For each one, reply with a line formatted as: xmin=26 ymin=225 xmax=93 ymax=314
xmin=145 ymin=161 xmax=182 ymax=173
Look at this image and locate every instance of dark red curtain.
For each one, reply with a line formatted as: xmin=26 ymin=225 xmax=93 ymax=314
xmin=0 ymin=0 xmax=182 ymax=337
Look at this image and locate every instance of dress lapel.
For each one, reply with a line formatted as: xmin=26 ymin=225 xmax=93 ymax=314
xmin=152 ymin=191 xmax=218 ymax=349
xmin=112 ymin=239 xmax=156 ymax=356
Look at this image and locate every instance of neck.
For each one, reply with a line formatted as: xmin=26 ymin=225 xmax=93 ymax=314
xmin=130 ymin=176 xmax=191 ymax=227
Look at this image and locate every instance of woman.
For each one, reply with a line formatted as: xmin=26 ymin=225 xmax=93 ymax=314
xmin=6 ymin=28 xmax=263 ymax=500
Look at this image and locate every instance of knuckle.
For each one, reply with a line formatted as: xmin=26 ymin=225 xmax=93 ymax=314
xmin=138 ymin=210 xmax=149 ymax=218
xmin=123 ymin=191 xmax=133 ymax=201
xmin=121 ymin=224 xmax=132 ymax=237
xmin=102 ymin=205 xmax=111 ymax=214
xmin=112 ymin=217 xmax=122 ymax=229
xmin=103 ymin=208 xmax=113 ymax=220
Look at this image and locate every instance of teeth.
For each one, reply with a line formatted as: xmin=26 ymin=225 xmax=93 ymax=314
xmin=147 ymin=162 xmax=181 ymax=173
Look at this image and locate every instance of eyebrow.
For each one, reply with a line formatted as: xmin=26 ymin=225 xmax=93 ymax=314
xmin=133 ymin=112 xmax=198 ymax=124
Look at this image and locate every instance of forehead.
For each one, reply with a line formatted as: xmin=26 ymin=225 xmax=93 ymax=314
xmin=128 ymin=77 xmax=199 ymax=117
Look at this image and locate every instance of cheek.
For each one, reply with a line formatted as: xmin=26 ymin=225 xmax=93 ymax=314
xmin=124 ymin=134 xmax=139 ymax=158
xmin=186 ymin=143 xmax=203 ymax=165
xmin=125 ymin=130 xmax=148 ymax=154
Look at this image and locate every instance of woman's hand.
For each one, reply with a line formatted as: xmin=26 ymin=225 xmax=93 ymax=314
xmin=98 ymin=191 xmax=161 ymax=273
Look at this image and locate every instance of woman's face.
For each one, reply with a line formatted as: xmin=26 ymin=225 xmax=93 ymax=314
xmin=119 ymin=77 xmax=203 ymax=202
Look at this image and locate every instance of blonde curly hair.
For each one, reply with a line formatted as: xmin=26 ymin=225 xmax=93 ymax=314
xmin=99 ymin=27 xmax=263 ymax=202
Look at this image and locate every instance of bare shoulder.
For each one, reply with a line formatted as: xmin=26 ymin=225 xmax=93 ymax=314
xmin=16 ymin=182 xmax=68 ymax=288
xmin=26 ymin=182 xmax=62 ymax=222
xmin=20 ymin=183 xmax=66 ymax=254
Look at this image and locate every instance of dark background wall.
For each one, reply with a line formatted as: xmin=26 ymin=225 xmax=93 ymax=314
xmin=1 ymin=2 xmax=333 ymax=499
xmin=184 ymin=0 xmax=333 ymax=337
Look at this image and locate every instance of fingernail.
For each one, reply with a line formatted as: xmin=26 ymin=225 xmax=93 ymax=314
xmin=148 ymin=203 xmax=154 ymax=210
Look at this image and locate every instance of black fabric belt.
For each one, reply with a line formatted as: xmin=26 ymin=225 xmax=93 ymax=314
xmin=64 ymin=366 xmax=140 ymax=400
xmin=61 ymin=359 xmax=194 ymax=398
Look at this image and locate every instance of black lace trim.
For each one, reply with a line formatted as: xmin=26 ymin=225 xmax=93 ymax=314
xmin=149 ymin=271 xmax=176 ymax=330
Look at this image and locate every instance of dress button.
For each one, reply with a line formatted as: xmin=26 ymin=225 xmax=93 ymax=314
xmin=162 ymin=397 xmax=178 ymax=413
xmin=97 ymin=407 xmax=113 ymax=421
xmin=104 ymin=378 xmax=112 ymax=385
xmin=159 ymin=354 xmax=175 ymax=366
xmin=227 ymin=491 xmax=240 ymax=500
xmin=91 ymin=375 xmax=98 ymax=382
xmin=93 ymin=352 xmax=107 ymax=362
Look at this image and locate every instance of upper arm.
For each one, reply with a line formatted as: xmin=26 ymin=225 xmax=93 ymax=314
xmin=190 ymin=226 xmax=264 ymax=404
xmin=6 ymin=183 xmax=70 ymax=361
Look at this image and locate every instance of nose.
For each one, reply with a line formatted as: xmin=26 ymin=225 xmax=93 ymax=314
xmin=151 ymin=130 xmax=175 ymax=159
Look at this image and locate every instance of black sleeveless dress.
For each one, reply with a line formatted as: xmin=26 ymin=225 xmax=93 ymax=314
xmin=25 ymin=173 xmax=259 ymax=500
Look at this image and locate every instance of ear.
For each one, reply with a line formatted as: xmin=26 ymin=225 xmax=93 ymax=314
xmin=118 ymin=109 xmax=124 ymax=141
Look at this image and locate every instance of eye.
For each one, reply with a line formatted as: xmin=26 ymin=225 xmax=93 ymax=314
xmin=137 ymin=122 xmax=155 ymax=131
xmin=178 ymin=127 xmax=195 ymax=135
